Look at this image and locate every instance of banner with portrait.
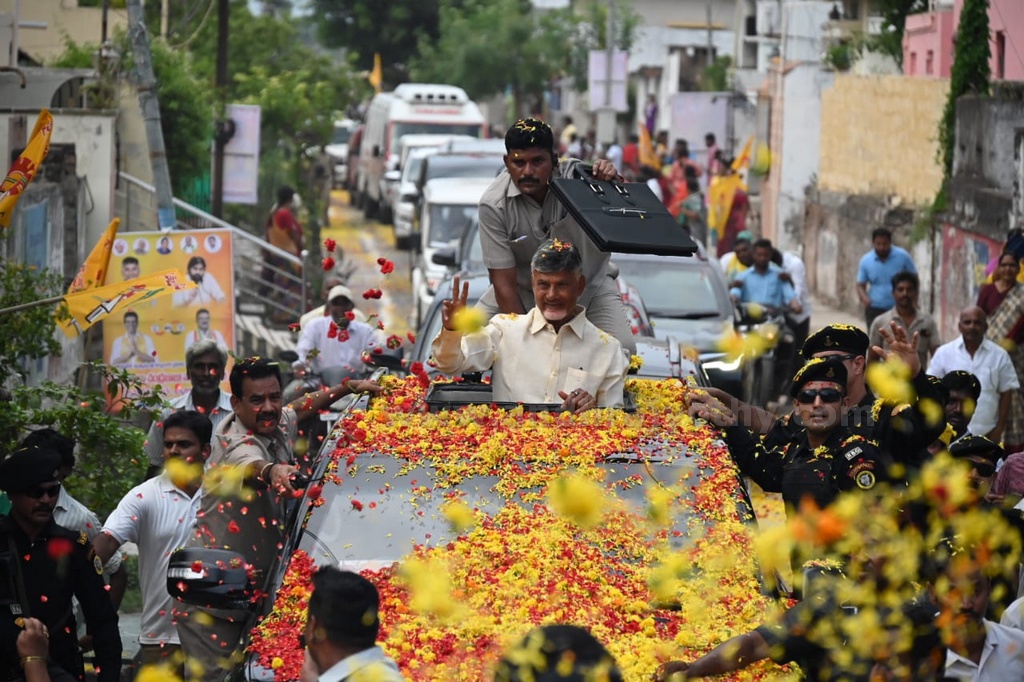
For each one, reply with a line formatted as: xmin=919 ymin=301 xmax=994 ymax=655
xmin=103 ymin=229 xmax=235 ymax=397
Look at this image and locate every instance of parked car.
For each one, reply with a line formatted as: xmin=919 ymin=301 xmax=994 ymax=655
xmin=392 ymin=148 xmax=439 ymax=250
xmin=381 ymin=134 xmax=474 ymax=225
xmin=170 ymin=371 xmax=773 ymax=681
xmin=441 ymin=137 xmax=507 ymax=155
xmin=610 ymin=252 xmax=757 ymax=399
xmin=345 ymin=124 xmax=364 ymax=195
xmin=411 ymin=177 xmax=492 ymax=328
xmin=324 ymin=119 xmax=358 ymax=189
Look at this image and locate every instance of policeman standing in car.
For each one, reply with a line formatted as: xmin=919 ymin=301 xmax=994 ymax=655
xmin=721 ymin=358 xmax=892 ymax=515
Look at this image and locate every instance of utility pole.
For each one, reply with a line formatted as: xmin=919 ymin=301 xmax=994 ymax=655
xmin=706 ymin=0 xmax=714 ymax=68
xmin=211 ymin=0 xmax=229 ymax=218
xmin=126 ymin=0 xmax=176 ymax=230
xmin=595 ymin=0 xmax=616 ymax=149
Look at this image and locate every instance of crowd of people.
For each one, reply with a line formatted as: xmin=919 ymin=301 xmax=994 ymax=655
xmin=2 ymin=113 xmax=1024 ymax=682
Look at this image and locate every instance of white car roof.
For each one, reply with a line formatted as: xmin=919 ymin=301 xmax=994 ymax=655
xmin=423 ymin=177 xmax=493 ymax=205
xmin=399 ymin=134 xmax=473 ymax=148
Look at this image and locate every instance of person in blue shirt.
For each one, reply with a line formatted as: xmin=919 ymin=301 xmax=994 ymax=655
xmin=729 ymin=238 xmax=802 ymax=315
xmin=856 ymin=227 xmax=917 ymax=328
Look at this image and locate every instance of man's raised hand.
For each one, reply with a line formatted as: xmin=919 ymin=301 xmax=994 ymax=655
xmin=874 ymin=321 xmax=921 ymax=377
xmin=441 ymin=275 xmax=470 ymax=332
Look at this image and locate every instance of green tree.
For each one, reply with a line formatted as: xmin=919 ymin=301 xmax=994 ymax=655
xmin=869 ymin=0 xmax=929 ymax=66
xmin=0 ymin=262 xmax=63 ymax=382
xmin=939 ymin=0 xmax=990 ymax=177
xmin=306 ymin=0 xmax=441 ymax=73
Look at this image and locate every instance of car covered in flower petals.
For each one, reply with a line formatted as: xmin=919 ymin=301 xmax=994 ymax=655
xmin=172 ymin=375 xmax=789 ymax=681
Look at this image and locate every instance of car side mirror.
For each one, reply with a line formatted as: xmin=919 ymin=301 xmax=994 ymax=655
xmin=431 ymin=247 xmax=457 ymax=267
xmin=364 ymin=350 xmax=404 ymax=372
xmin=278 ymin=349 xmax=299 ymax=364
xmin=167 ymin=548 xmax=256 ymax=611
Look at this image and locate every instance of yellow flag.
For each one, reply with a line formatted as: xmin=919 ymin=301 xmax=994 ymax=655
xmin=0 ymin=109 xmax=54 ymax=228
xmin=638 ymin=123 xmax=661 ymax=171
xmin=68 ymin=218 xmax=119 ymax=294
xmin=731 ymin=135 xmax=754 ymax=172
xmin=707 ymin=174 xmax=744 ymax=240
xmin=369 ymin=53 xmax=383 ymax=94
xmin=57 ymin=269 xmax=197 ymax=339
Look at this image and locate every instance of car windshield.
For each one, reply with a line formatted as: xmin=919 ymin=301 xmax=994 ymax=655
xmin=425 ymin=156 xmax=503 ymax=182
xmin=394 ymin=123 xmax=482 ymax=139
xmin=330 ymin=127 xmax=351 ymax=145
xmin=614 ymin=258 xmax=730 ymax=318
xmin=427 ymin=204 xmax=477 ymax=246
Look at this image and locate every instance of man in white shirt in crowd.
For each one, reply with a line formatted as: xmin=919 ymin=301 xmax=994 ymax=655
xmin=432 ymin=239 xmax=628 ymax=412
xmin=939 ymin=550 xmax=1024 ymax=681
xmin=295 ymin=285 xmax=383 ymax=377
xmin=95 ymin=410 xmax=211 ymax=674
xmin=719 ymin=231 xmax=753 ymax=282
xmin=173 ymin=256 xmax=226 ymax=307
xmin=773 ymin=247 xmax=813 ymax=360
xmin=928 ymin=306 xmax=1020 ymax=443
xmin=144 ymin=339 xmax=233 ymax=479
xmin=298 ymin=567 xmax=404 ymax=682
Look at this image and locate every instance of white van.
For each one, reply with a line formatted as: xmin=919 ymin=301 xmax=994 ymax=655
xmin=355 ymin=84 xmax=486 ymax=219
xmin=411 ymin=177 xmax=493 ymax=327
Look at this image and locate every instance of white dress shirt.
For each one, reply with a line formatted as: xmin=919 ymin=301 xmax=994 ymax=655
xmin=944 ymin=620 xmax=1024 ymax=680
xmin=927 ymin=337 xmax=1020 ymax=436
xmin=102 ymin=473 xmax=202 ymax=645
xmin=431 ymin=307 xmax=628 ymax=407
xmin=54 ymin=488 xmax=122 ymax=575
xmin=296 ymin=317 xmax=382 ymax=374
xmin=144 ymin=390 xmax=235 ymax=466
xmin=109 ymin=333 xmax=157 ymax=366
xmin=172 ymin=273 xmax=226 ymax=306
xmin=781 ymin=251 xmax=812 ymax=324
xmin=317 ymin=646 xmax=405 ymax=682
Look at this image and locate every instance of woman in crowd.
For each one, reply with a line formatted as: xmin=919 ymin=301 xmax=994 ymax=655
xmin=977 ymin=251 xmax=1024 ymax=454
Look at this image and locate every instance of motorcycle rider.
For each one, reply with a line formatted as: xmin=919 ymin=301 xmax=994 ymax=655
xmin=293 ymin=285 xmax=384 ymax=380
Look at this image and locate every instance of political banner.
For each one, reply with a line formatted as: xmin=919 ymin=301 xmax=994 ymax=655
xmin=103 ymin=229 xmax=235 ymax=398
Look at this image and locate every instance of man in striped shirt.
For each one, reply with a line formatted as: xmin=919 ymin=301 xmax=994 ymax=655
xmin=95 ymin=410 xmax=212 ymax=674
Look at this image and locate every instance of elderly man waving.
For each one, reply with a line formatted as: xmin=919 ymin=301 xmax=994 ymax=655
xmin=431 ymin=239 xmax=628 ymax=413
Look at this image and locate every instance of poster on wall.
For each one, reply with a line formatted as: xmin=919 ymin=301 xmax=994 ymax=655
xmin=103 ymin=229 xmax=234 ymax=398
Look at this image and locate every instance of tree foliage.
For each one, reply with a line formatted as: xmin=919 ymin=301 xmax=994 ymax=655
xmin=0 ymin=364 xmax=166 ymax=520
xmin=307 ymin=0 xmax=441 ymax=72
xmin=869 ymin=0 xmax=929 ymax=66
xmin=410 ymin=0 xmax=637 ymax=112
xmin=939 ymin=0 xmax=990 ymax=177
xmin=0 ymin=262 xmax=63 ymax=382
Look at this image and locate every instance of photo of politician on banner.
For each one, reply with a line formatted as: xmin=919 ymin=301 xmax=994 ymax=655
xmin=102 ymin=229 xmax=234 ymax=398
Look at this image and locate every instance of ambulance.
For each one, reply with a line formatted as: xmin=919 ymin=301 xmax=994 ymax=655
xmin=354 ymin=83 xmax=486 ymax=220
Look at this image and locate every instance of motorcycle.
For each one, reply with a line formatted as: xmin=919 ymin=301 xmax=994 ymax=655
xmin=735 ymin=302 xmax=796 ymax=408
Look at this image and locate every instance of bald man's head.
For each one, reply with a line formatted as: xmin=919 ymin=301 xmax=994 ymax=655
xmin=958 ymin=306 xmax=987 ymax=345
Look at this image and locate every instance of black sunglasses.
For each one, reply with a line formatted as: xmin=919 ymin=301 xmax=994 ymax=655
xmin=795 ymin=388 xmax=844 ymax=405
xmin=25 ymin=483 xmax=61 ymax=499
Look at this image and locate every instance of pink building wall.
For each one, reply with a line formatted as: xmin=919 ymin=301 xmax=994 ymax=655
xmin=903 ymin=0 xmax=1024 ymax=81
xmin=903 ymin=10 xmax=955 ymax=78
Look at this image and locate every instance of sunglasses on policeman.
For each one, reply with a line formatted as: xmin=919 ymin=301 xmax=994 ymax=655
xmin=795 ymin=388 xmax=845 ymax=405
xmin=22 ymin=482 xmax=61 ymax=499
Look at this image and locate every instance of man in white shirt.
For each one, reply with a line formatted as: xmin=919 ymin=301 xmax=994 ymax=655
xmin=928 ymin=307 xmax=1020 ymax=442
xmin=299 ymin=567 xmax=404 ymax=682
xmin=604 ymin=139 xmax=624 ymax=174
xmin=940 ymin=555 xmax=1024 ymax=681
xmin=295 ymin=285 xmax=383 ymax=376
xmin=432 ymin=239 xmax=628 ymax=412
xmin=173 ymin=256 xmax=226 ymax=307
xmin=145 ymin=340 xmax=233 ymax=478
xmin=95 ymin=410 xmax=211 ymax=673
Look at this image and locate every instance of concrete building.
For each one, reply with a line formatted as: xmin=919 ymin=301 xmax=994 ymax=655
xmin=904 ymin=0 xmax=1024 ymax=81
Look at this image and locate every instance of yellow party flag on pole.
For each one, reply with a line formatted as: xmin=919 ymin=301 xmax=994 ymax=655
xmin=731 ymin=135 xmax=754 ymax=172
xmin=56 ymin=269 xmax=197 ymax=338
xmin=68 ymin=218 xmax=119 ymax=294
xmin=369 ymin=53 xmax=383 ymax=94
xmin=0 ymin=109 xmax=54 ymax=229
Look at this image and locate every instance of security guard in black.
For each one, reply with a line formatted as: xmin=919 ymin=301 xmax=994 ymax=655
xmin=0 ymin=447 xmax=121 ymax=681
xmin=726 ymin=359 xmax=891 ymax=513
